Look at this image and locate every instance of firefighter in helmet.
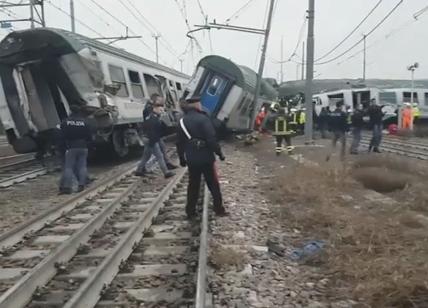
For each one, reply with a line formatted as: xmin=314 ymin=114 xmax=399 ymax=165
xmin=265 ymin=102 xmax=295 ymax=156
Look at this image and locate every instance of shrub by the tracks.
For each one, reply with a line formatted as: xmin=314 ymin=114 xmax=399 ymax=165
xmin=268 ymin=160 xmax=428 ymax=307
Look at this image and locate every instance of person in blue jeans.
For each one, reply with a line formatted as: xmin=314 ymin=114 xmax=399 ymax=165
xmin=59 ymin=105 xmax=93 ymax=194
xmin=136 ymin=102 xmax=175 ymax=178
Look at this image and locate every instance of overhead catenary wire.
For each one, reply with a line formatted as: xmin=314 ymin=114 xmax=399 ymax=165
xmin=254 ymin=0 xmax=270 ymax=68
xmin=225 ymin=0 xmax=255 ymax=24
xmin=291 ymin=0 xmax=403 ymax=66
xmin=315 ymin=0 xmax=403 ymax=65
xmin=88 ymin=0 xmax=157 ymax=56
xmin=75 ymin=0 xmax=121 ymax=35
xmin=121 ymin=0 xmax=181 ymax=57
xmin=46 ymin=0 xmax=104 ymax=37
xmin=315 ymin=0 xmax=383 ymax=61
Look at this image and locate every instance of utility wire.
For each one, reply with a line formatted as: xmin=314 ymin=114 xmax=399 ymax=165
xmin=46 ymin=0 xmax=104 ymax=36
xmin=123 ymin=0 xmax=179 ymax=58
xmin=88 ymin=0 xmax=156 ymax=55
xmin=76 ymin=0 xmax=120 ymax=34
xmin=225 ymin=0 xmax=255 ymax=24
xmin=315 ymin=0 xmax=383 ymax=61
xmin=174 ymin=0 xmax=191 ymax=31
xmin=291 ymin=0 xmax=403 ymax=66
xmin=254 ymin=0 xmax=270 ymax=68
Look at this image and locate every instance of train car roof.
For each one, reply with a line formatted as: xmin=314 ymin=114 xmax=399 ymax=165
xmin=0 ymin=27 xmax=189 ymax=79
xmin=279 ymin=78 xmax=428 ymax=97
xmin=197 ymin=55 xmax=277 ymax=100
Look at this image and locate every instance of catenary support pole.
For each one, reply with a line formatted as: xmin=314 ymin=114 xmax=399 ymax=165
xmin=304 ymin=0 xmax=315 ymax=142
xmin=70 ymin=0 xmax=75 ymax=32
xmin=250 ymin=0 xmax=275 ymax=130
xmin=30 ymin=0 xmax=34 ymax=28
xmin=363 ymin=34 xmax=366 ymax=81
xmin=301 ymin=41 xmax=305 ymax=80
xmin=280 ymin=35 xmax=284 ymax=84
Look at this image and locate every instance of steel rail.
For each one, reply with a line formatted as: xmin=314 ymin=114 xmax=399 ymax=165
xmin=361 ymin=134 xmax=428 ymax=150
xmin=359 ymin=140 xmax=428 ymax=160
xmin=195 ymin=185 xmax=209 ymax=308
xmin=0 ymin=176 xmax=139 ymax=308
xmin=0 ymin=167 xmax=47 ymax=188
xmin=63 ymin=168 xmax=187 ymax=308
xmin=0 ymin=162 xmax=137 ymax=250
xmin=0 ymin=157 xmax=37 ymax=170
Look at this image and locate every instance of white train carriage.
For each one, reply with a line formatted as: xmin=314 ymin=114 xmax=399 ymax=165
xmin=183 ymin=55 xmax=277 ymax=134
xmin=0 ymin=28 xmax=189 ymax=156
xmin=313 ymin=87 xmax=428 ymax=122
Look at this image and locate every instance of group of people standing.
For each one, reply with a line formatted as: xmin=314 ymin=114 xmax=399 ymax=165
xmin=324 ymin=98 xmax=384 ymax=161
xmin=56 ymin=94 xmax=228 ymax=219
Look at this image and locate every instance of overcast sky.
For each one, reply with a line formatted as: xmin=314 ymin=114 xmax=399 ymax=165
xmin=1 ymin=0 xmax=427 ymax=82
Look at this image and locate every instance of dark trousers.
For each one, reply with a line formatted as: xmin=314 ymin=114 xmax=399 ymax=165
xmin=187 ymin=163 xmax=224 ymax=216
xmin=369 ymin=124 xmax=382 ymax=150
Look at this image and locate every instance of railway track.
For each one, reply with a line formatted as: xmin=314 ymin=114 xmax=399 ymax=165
xmin=0 ymin=163 xmax=210 ymax=307
xmin=0 ymin=158 xmax=49 ymax=188
xmin=360 ymin=134 xmax=428 ymax=160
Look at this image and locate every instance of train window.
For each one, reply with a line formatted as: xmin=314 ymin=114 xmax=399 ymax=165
xmin=403 ymin=92 xmax=418 ymax=103
xmin=169 ymin=80 xmax=173 ymax=87
xmin=425 ymin=93 xmax=428 ymax=106
xmin=207 ymin=77 xmax=221 ymax=96
xmin=108 ymin=65 xmax=129 ymax=97
xmin=379 ymin=92 xmax=397 ymax=105
xmin=176 ymin=82 xmax=182 ymax=91
xmin=144 ymin=73 xmax=162 ymax=96
xmin=128 ymin=70 xmax=144 ymax=99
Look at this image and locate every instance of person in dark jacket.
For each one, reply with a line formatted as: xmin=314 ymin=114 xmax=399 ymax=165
xmin=350 ymin=105 xmax=364 ymax=154
xmin=367 ymin=99 xmax=384 ymax=153
xmin=176 ymin=96 xmax=227 ymax=219
xmin=326 ymin=101 xmax=348 ymax=161
xmin=136 ymin=101 xmax=175 ymax=178
xmin=318 ymin=106 xmax=329 ymax=138
xmin=59 ymin=105 xmax=92 ymax=194
xmin=143 ymin=93 xmax=177 ymax=170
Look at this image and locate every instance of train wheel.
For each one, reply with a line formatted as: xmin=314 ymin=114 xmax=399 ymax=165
xmin=112 ymin=130 xmax=129 ymax=158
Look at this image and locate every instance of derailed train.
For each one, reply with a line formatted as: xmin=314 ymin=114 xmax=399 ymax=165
xmin=182 ymin=55 xmax=278 ymax=134
xmin=0 ymin=29 xmax=278 ymax=157
xmin=0 ymin=28 xmax=189 ymax=156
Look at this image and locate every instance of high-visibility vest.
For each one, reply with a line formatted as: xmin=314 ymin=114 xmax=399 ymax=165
xmin=274 ymin=116 xmax=291 ymax=135
xmin=299 ymin=112 xmax=306 ymax=124
xmin=413 ymin=107 xmax=421 ymax=118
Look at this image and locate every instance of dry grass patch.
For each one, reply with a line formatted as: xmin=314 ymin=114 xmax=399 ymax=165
xmin=209 ymin=244 xmax=247 ymax=270
xmin=268 ymin=162 xmax=428 ymax=307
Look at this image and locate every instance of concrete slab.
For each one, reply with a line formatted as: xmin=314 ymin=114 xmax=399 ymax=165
xmin=80 ymin=248 xmax=111 ymax=258
xmin=9 ymin=249 xmax=49 ymax=260
xmin=82 ymin=205 xmax=101 ymax=211
xmin=126 ymin=288 xmax=183 ymax=302
xmin=150 ymin=222 xmax=189 ymax=234
xmin=138 ymin=197 xmax=155 ymax=203
xmin=118 ymin=264 xmax=187 ymax=277
xmin=114 ymin=221 xmax=135 ymax=230
xmin=62 ymin=267 xmax=96 ymax=279
xmin=70 ymin=213 xmax=93 ymax=220
xmin=34 ymin=235 xmax=70 ymax=244
xmin=143 ymin=246 xmax=187 ymax=256
xmin=50 ymin=223 xmax=85 ymax=231
xmin=129 ymin=204 xmax=150 ymax=211
xmin=152 ymin=232 xmax=192 ymax=240
xmin=0 ymin=268 xmax=28 ymax=280
xmin=97 ymin=198 xmax=116 ymax=203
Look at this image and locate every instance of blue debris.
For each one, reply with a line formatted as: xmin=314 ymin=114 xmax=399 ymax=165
xmin=290 ymin=240 xmax=325 ymax=261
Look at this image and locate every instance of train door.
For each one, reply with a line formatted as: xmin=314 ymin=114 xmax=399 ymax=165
xmin=200 ymin=74 xmax=228 ymax=114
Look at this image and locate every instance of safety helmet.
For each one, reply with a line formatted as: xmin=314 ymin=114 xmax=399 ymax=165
xmin=270 ymin=102 xmax=280 ymax=112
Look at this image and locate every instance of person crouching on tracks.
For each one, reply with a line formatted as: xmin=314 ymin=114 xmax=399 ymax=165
xmin=59 ymin=105 xmax=92 ymax=195
xmin=135 ymin=102 xmax=175 ymax=178
xmin=326 ymin=100 xmax=348 ymax=162
xmin=176 ymin=96 xmax=228 ymax=219
xmin=264 ymin=103 xmax=295 ymax=156
xmin=350 ymin=104 xmax=364 ymax=155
